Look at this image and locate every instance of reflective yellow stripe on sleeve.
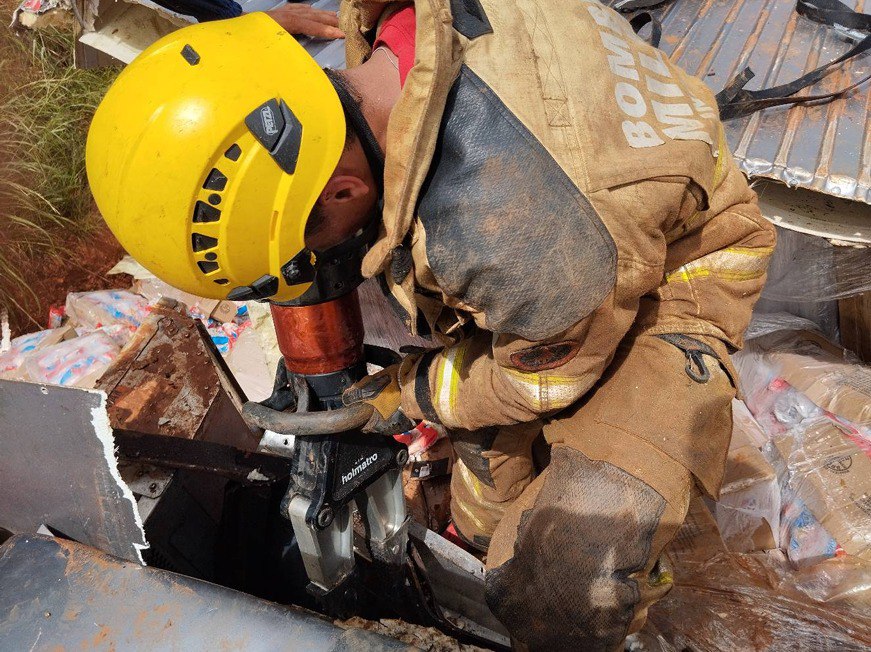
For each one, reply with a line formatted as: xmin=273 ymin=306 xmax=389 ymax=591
xmin=665 ymin=245 xmax=775 ymax=284
xmin=433 ymin=341 xmax=469 ymax=427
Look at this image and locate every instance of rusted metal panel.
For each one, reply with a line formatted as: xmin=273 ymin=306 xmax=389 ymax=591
xmin=94 ymin=298 xmax=265 ymax=576
xmin=96 ymin=298 xmax=258 ymax=450
xmin=609 ymin=0 xmax=871 ymax=203
xmin=0 ymin=534 xmax=414 ymax=651
xmin=0 ymin=381 xmax=148 ymax=563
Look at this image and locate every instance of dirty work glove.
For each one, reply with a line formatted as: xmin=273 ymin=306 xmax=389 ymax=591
xmin=342 ymin=362 xmax=415 ymax=435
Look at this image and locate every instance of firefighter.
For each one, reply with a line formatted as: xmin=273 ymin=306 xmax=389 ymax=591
xmin=87 ymin=1 xmax=775 ymax=649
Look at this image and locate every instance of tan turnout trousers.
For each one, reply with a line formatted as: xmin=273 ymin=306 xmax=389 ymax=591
xmin=451 ymin=333 xmax=735 ymax=649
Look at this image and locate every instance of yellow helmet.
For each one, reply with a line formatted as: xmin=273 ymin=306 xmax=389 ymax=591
xmin=86 ymin=12 xmax=346 ymax=303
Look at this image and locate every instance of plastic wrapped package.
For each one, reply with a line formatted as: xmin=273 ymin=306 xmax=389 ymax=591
xmin=742 ymin=312 xmax=827 ymax=342
xmin=65 ymin=290 xmax=151 ymax=333
xmin=644 ymin=497 xmax=871 ymax=651
xmin=767 ymin=418 xmax=871 ymax=566
xmin=767 ymin=550 xmax=871 ymax=605
xmin=733 ymin=325 xmax=871 ymax=430
xmin=754 ymin=225 xmax=871 ymax=340
xmin=203 ymin=318 xmax=247 ymax=355
xmin=712 ymin=402 xmax=780 ymax=553
xmin=744 ymin=374 xmax=825 ymax=438
xmin=47 ymin=304 xmax=64 ymax=329
xmin=97 ymin=323 xmax=139 ymax=348
xmin=22 ymin=331 xmax=120 ymax=388
xmin=668 ymin=495 xmax=729 ymax=564
xmin=730 ymin=398 xmax=769 ymax=448
xmin=778 ymin=491 xmax=840 ymax=566
xmin=732 ymin=323 xmax=871 ymax=567
xmin=131 ymin=277 xmax=251 ymax=355
xmin=0 ymin=326 xmax=76 ymax=378
xmin=133 ymin=276 xmax=240 ymax=324
xmin=193 ymin=306 xmax=249 ymax=354
xmin=759 ymin=225 xmax=871 ymax=303
xmin=646 ymin=551 xmax=871 ymax=651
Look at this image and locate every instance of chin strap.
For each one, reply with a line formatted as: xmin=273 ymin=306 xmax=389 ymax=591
xmin=324 ymin=68 xmax=385 ymax=196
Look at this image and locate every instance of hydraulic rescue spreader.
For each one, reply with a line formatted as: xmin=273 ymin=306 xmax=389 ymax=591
xmin=241 ymin=224 xmax=409 ymax=604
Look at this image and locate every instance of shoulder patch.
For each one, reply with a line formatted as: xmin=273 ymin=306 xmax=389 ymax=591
xmin=418 ymin=66 xmax=617 ymax=341
xmin=510 ymin=341 xmax=581 ymax=372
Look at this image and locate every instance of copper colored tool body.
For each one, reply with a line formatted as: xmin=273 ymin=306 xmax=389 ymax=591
xmin=270 ymin=291 xmax=365 ymax=376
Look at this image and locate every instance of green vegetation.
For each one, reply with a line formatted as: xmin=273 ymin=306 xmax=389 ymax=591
xmin=0 ymin=25 xmax=118 ymax=329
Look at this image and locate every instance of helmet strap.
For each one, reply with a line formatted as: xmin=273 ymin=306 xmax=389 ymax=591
xmin=324 ymin=68 xmax=385 ymax=196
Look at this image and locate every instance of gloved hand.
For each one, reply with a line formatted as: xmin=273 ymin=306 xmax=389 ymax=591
xmin=342 ymin=362 xmax=415 ymax=435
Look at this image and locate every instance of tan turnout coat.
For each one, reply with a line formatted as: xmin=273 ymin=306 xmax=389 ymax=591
xmin=341 ymin=0 xmax=775 ymax=496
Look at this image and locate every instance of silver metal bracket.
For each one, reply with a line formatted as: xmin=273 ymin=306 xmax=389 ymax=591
xmin=287 ymin=494 xmax=354 ymax=592
xmin=286 ymin=468 xmax=408 ymax=594
xmin=356 ymin=469 xmax=408 ymax=566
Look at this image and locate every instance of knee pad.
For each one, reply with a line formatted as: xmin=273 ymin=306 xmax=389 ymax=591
xmin=485 ymin=448 xmax=666 ymax=651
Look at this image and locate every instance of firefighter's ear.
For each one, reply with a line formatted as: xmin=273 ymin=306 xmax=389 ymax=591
xmin=319 ymin=175 xmax=370 ymax=206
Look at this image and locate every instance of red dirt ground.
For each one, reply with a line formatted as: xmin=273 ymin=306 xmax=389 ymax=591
xmin=3 ymin=220 xmax=130 ymax=337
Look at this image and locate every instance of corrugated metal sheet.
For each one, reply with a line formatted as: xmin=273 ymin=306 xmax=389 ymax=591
xmin=298 ymin=0 xmax=346 ymax=69
xmin=609 ymin=0 xmax=871 ymax=203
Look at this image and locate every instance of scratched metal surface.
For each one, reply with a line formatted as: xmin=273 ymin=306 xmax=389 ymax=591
xmin=0 ymin=381 xmax=148 ymax=564
xmin=608 ymin=0 xmax=871 ymax=203
xmin=0 ymin=535 xmax=413 ymax=651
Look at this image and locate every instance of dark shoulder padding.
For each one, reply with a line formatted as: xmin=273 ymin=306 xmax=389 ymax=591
xmin=450 ymin=0 xmax=492 ymax=39
xmin=418 ymin=66 xmax=617 ymax=341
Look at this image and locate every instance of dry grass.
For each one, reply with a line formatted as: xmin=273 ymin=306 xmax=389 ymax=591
xmin=0 ymin=23 xmax=118 ymax=330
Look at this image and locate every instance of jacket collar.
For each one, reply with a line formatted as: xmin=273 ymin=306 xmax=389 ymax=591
xmin=341 ymin=0 xmax=464 ymax=278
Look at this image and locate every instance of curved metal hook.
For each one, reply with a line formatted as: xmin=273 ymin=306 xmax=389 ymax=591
xmin=242 ymin=400 xmax=373 ymax=436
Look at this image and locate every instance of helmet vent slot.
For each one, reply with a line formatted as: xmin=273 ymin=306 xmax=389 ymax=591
xmin=224 ymin=144 xmax=242 ymax=161
xmin=197 ymin=261 xmax=219 ymax=274
xmin=214 ymin=278 xmax=229 ymax=285
xmin=193 ymin=201 xmax=220 ymax=223
xmin=203 ymin=168 xmax=228 ymax=191
xmin=191 ymin=233 xmax=218 ymax=252
xmin=180 ymin=44 xmax=200 ymax=66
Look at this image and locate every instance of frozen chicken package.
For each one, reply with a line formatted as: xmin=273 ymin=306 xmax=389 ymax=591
xmin=64 ymin=290 xmax=151 ymax=333
xmin=0 ymin=325 xmax=76 ymax=379
xmin=23 ymin=331 xmax=120 ymax=389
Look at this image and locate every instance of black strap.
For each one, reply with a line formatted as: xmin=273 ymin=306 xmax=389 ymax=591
xmin=629 ymin=12 xmax=662 ymax=48
xmin=412 ymin=350 xmax=442 ymax=424
xmin=716 ymin=0 xmax=871 ymax=120
xmin=324 ymin=69 xmax=386 ymax=196
xmin=615 ymin=0 xmax=668 ymax=11
xmin=797 ymin=0 xmax=871 ymax=31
